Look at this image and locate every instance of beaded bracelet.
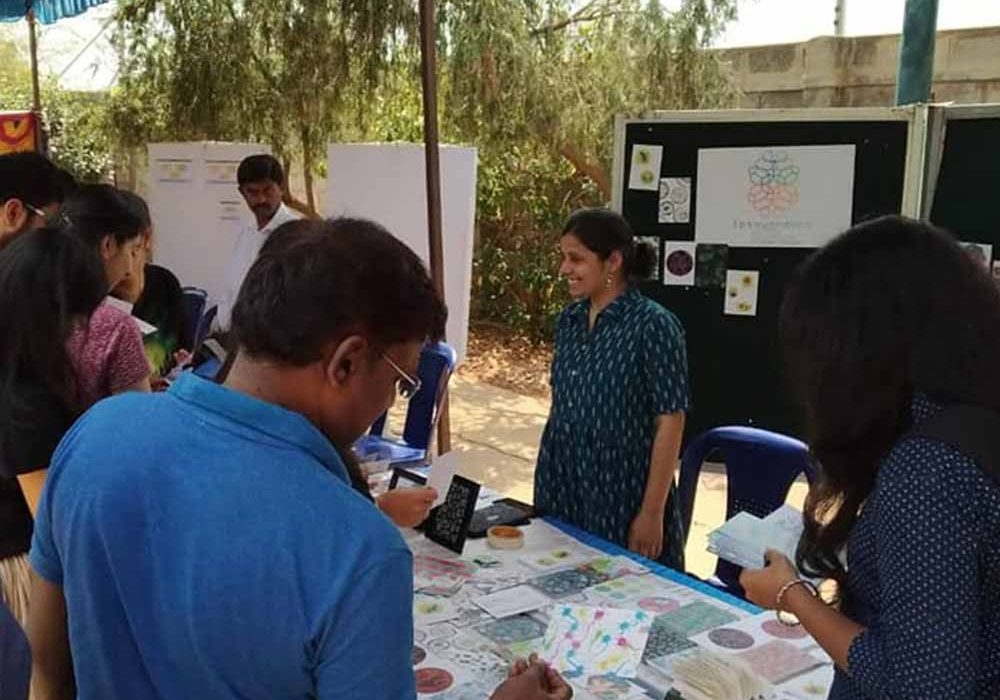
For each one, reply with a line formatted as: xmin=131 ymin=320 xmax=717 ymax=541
xmin=774 ymin=578 xmax=819 ymax=627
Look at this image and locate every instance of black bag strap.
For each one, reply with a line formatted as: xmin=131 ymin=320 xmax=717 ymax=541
xmin=908 ymin=405 xmax=1000 ymax=485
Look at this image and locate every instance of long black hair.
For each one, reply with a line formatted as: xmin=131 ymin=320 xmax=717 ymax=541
xmin=0 ymin=226 xmax=107 ymax=438
xmin=59 ymin=184 xmax=145 ymax=249
xmin=781 ymin=215 xmax=1000 ymax=587
xmin=562 ymin=208 xmax=657 ymax=283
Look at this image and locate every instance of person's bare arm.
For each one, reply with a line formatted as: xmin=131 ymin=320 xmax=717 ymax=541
xmin=15 ymin=470 xmax=47 ymax=516
xmin=629 ymin=412 xmax=685 ymax=559
xmin=27 ymin=572 xmax=74 ymax=700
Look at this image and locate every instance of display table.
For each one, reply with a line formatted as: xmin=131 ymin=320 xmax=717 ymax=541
xmin=403 ymin=503 xmax=835 ymax=700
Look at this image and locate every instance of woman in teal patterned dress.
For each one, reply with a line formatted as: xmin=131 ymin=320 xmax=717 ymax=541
xmin=534 ymin=209 xmax=690 ymax=570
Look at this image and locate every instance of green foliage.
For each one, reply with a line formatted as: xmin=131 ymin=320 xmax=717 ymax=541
xmin=0 ymin=37 xmax=113 ymax=183
xmin=110 ymin=0 xmax=739 ymax=338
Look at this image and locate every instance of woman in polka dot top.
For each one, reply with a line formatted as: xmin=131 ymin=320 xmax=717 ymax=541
xmin=741 ymin=216 xmax=1000 ymax=699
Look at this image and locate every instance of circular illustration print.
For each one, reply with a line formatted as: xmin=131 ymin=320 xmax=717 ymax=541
xmin=707 ymin=628 xmax=756 ymax=650
xmin=666 ymin=250 xmax=694 ymax=277
xmin=412 ymin=645 xmax=427 ymax=666
xmin=637 ymin=597 xmax=680 ymax=614
xmin=415 ymin=667 xmax=454 ymax=694
xmin=762 ymin=619 xmax=810 ymax=640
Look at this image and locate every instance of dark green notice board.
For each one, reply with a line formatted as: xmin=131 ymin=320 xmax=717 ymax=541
xmin=617 ymin=116 xmax=912 ymax=439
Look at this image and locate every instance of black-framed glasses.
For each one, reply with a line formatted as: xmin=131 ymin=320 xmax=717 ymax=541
xmin=381 ymin=352 xmax=422 ymax=400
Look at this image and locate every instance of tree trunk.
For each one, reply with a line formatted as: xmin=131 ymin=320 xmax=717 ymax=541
xmin=557 ymin=140 xmax=611 ymax=200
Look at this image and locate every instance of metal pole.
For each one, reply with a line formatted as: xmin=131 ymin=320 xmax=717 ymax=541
xmin=895 ymin=0 xmax=940 ymax=105
xmin=833 ymin=0 xmax=846 ymax=37
xmin=27 ymin=10 xmax=42 ymax=113
xmin=418 ymin=0 xmax=452 ymax=455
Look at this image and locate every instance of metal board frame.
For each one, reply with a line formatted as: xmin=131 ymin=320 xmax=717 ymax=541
xmin=611 ymin=106 xmax=928 ymax=221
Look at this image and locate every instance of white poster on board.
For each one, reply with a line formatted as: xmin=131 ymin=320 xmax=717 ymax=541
xmin=326 ymin=143 xmax=477 ymax=361
xmin=147 ymin=142 xmax=269 ymax=305
xmin=695 ymin=145 xmax=855 ymax=248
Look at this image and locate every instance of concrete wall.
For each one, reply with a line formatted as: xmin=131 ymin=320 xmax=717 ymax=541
xmin=717 ymin=26 xmax=1000 ymax=108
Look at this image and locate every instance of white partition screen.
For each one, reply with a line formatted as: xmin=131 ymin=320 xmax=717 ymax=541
xmin=326 ymin=143 xmax=478 ymax=361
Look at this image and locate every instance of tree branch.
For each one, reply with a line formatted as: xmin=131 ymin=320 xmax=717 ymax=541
xmin=557 ymin=140 xmax=611 ymax=199
xmin=530 ymin=1 xmax=625 ymax=36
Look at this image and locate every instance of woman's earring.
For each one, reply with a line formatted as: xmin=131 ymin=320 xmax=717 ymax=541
xmin=605 ymin=275 xmax=613 ymax=288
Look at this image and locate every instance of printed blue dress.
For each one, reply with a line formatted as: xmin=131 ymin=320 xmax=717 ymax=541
xmin=534 ymin=288 xmax=690 ymax=570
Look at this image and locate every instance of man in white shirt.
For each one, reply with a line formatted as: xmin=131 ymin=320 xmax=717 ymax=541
xmin=217 ymin=154 xmax=301 ymax=330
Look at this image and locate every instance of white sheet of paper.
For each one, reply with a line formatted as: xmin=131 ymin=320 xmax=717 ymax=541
xmin=663 ymin=242 xmax=697 ymax=286
xmin=472 ymin=585 xmax=552 ymax=618
xmin=696 ymin=145 xmax=855 ymax=248
xmin=629 ymin=145 xmax=663 ymax=191
xmin=724 ymin=270 xmax=760 ymax=317
xmin=427 ymin=451 xmax=461 ymax=507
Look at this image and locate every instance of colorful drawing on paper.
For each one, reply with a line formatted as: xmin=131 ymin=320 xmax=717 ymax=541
xmin=761 ymin=619 xmax=810 ymax=641
xmin=585 ymin=673 xmax=638 ymax=700
xmin=747 ymin=151 xmax=800 ymax=216
xmin=416 ymin=667 xmax=456 ymax=695
xmin=541 ymin=605 xmax=652 ymax=680
xmin=636 ymin=597 xmax=680 ymax=615
xmin=629 ymin=145 xmax=663 ymax=192
xmin=413 ymin=645 xmax=428 ymax=665
xmin=581 ymin=574 xmax=673 ymax=608
xmin=737 ymin=640 xmax=823 ymax=684
xmin=707 ymin=628 xmax=756 ymax=650
xmin=642 ymin=619 xmax=696 ymax=663
xmin=658 ymin=178 xmax=692 ymax=224
xmin=724 ymin=270 xmax=760 ymax=317
xmin=636 ymin=237 xmax=662 ymax=281
xmin=522 ymin=548 xmax=591 ymax=572
xmin=579 ymin=557 xmax=649 ymax=579
xmin=477 ymin=615 xmax=548 ymax=646
xmin=530 ymin=568 xmax=610 ymax=599
xmin=414 ymin=595 xmax=461 ymax=625
xmin=415 ymin=555 xmax=475 ymax=596
xmin=663 ymin=242 xmax=696 ymax=287
xmin=695 ymin=145 xmax=855 ymax=248
xmin=656 ymin=601 xmax=740 ymax=638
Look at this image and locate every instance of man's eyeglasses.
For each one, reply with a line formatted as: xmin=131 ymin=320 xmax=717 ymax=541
xmin=381 ymin=352 xmax=422 ymax=400
xmin=24 ymin=203 xmax=50 ymax=222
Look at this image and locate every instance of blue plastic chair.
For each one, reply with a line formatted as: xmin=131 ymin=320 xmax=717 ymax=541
xmin=181 ymin=287 xmax=208 ymax=351
xmin=192 ymin=305 xmax=217 ymax=355
xmin=678 ymin=426 xmax=818 ymax=597
xmin=0 ymin=600 xmax=29 ymax=700
xmin=354 ymin=342 xmax=458 ymax=463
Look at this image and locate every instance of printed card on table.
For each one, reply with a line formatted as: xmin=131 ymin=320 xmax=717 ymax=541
xmin=540 ymin=605 xmax=652 ymax=680
xmin=663 ymin=242 xmax=697 ymax=286
xmin=628 ymin=145 xmax=663 ymax=191
xmin=724 ymin=270 xmax=760 ymax=317
xmin=737 ymin=640 xmax=825 ymax=685
xmin=472 ymin=584 xmax=552 ymax=619
xmin=414 ymin=594 xmax=463 ymax=626
xmin=692 ymin=611 xmax=818 ymax=655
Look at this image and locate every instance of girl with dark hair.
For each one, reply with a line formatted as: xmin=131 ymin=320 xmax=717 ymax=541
xmin=0 ymin=227 xmax=106 ymax=627
xmin=534 ymin=208 xmax=690 ymax=569
xmin=60 ymin=185 xmax=151 ymax=405
xmin=111 ymin=191 xmax=188 ymax=381
xmin=741 ymin=216 xmax=1000 ymax=699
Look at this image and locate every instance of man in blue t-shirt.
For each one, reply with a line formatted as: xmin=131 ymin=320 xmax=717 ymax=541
xmin=27 ymin=218 xmax=571 ymax=700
